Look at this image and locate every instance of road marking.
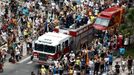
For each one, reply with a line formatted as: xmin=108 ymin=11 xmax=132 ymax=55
xmin=18 ymin=55 xmax=31 ymax=63
xmin=27 ymin=61 xmax=33 ymax=64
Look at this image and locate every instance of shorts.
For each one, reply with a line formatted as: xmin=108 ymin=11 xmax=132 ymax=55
xmin=109 ymin=62 xmax=113 ymax=65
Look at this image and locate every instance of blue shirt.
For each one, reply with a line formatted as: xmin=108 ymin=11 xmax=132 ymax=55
xmin=76 ymin=0 xmax=81 ymax=5
xmin=53 ymin=68 xmax=57 ymax=74
xmin=108 ymin=54 xmax=113 ymax=62
xmin=22 ymin=7 xmax=29 ymax=16
xmin=76 ymin=15 xmax=81 ymax=21
xmin=119 ymin=48 xmax=125 ymax=55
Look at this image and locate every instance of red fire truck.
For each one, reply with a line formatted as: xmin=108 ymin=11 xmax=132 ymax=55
xmin=93 ymin=6 xmax=125 ymax=31
xmin=32 ymin=24 xmax=93 ymax=64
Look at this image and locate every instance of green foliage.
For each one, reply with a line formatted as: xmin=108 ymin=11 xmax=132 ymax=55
xmin=126 ymin=8 xmax=134 ymax=26
xmin=119 ymin=8 xmax=134 ymax=37
xmin=124 ymin=46 xmax=134 ymax=59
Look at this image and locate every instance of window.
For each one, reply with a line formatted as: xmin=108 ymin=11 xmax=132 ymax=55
xmin=95 ymin=18 xmax=110 ymax=26
xmin=34 ymin=43 xmax=55 ymax=53
xmin=109 ymin=17 xmax=114 ymax=26
xmin=65 ymin=40 xmax=68 ymax=47
xmin=62 ymin=42 xmax=65 ymax=49
xmin=34 ymin=43 xmax=43 ymax=51
xmin=57 ymin=44 xmax=61 ymax=52
xmin=44 ymin=45 xmax=55 ymax=53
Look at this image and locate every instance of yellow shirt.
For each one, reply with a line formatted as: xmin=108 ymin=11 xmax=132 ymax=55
xmin=40 ymin=68 xmax=46 ymax=74
xmin=75 ymin=59 xmax=80 ymax=65
xmin=27 ymin=22 xmax=31 ymax=28
xmin=90 ymin=16 xmax=95 ymax=23
xmin=24 ymin=30 xmax=28 ymax=36
xmin=69 ymin=69 xmax=73 ymax=75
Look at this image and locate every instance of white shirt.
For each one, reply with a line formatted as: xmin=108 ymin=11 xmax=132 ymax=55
xmin=31 ymin=1 xmax=35 ymax=7
xmin=26 ymin=2 xmax=31 ymax=9
xmin=100 ymin=0 xmax=104 ymax=5
xmin=15 ymin=49 xmax=20 ymax=55
xmin=89 ymin=1 xmax=94 ymax=7
xmin=89 ymin=60 xmax=94 ymax=68
xmin=70 ymin=58 xmax=75 ymax=63
xmin=38 ymin=2 xmax=42 ymax=6
xmin=64 ymin=0 xmax=69 ymax=6
xmin=104 ymin=57 xmax=109 ymax=62
xmin=1 ymin=31 xmax=7 ymax=42
xmin=69 ymin=53 xmax=75 ymax=59
xmin=87 ymin=19 xmax=91 ymax=24
xmin=54 ymin=60 xmax=58 ymax=68
xmin=35 ymin=18 xmax=40 ymax=26
xmin=121 ymin=60 xmax=126 ymax=65
xmin=64 ymin=56 xmax=68 ymax=64
xmin=73 ymin=70 xmax=77 ymax=75
xmin=124 ymin=38 xmax=128 ymax=45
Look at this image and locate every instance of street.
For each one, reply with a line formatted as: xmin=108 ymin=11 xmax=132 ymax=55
xmin=1 ymin=56 xmax=38 ymax=75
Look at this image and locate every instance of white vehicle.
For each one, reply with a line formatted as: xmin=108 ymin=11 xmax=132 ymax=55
xmin=32 ymin=24 xmax=93 ymax=64
xmin=33 ymin=32 xmax=71 ymax=64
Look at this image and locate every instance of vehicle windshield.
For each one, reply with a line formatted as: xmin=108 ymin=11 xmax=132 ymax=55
xmin=44 ymin=45 xmax=55 ymax=53
xmin=35 ymin=43 xmax=43 ymax=51
xmin=95 ymin=18 xmax=110 ymax=27
xmin=34 ymin=43 xmax=55 ymax=53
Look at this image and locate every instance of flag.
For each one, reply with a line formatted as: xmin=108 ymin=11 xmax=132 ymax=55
xmin=86 ymin=47 xmax=89 ymax=66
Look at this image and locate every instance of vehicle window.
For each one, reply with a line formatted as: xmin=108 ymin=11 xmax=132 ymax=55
xmin=62 ymin=42 xmax=65 ymax=49
xmin=109 ymin=18 xmax=114 ymax=26
xmin=57 ymin=44 xmax=61 ymax=52
xmin=95 ymin=18 xmax=110 ymax=26
xmin=34 ymin=43 xmax=43 ymax=51
xmin=44 ymin=45 xmax=55 ymax=53
xmin=65 ymin=40 xmax=68 ymax=47
xmin=58 ymin=44 xmax=61 ymax=51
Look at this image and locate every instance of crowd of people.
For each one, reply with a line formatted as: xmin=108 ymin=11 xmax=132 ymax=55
xmin=0 ymin=0 xmax=133 ymax=74
xmin=34 ymin=30 xmax=133 ymax=75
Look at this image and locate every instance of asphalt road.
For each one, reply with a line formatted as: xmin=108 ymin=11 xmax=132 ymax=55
xmin=1 ymin=56 xmax=38 ymax=75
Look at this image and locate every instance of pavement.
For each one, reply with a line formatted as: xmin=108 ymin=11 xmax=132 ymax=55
xmin=1 ymin=54 xmax=37 ymax=75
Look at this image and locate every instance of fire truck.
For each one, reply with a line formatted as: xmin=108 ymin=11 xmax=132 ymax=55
xmin=32 ymin=24 xmax=93 ymax=64
xmin=93 ymin=6 xmax=125 ymax=32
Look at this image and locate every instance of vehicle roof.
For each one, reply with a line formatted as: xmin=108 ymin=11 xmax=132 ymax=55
xmin=35 ymin=32 xmax=71 ymax=46
xmin=99 ymin=7 xmax=121 ymax=18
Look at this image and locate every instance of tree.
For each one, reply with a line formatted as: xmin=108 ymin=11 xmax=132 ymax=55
xmin=119 ymin=7 xmax=134 ymax=44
